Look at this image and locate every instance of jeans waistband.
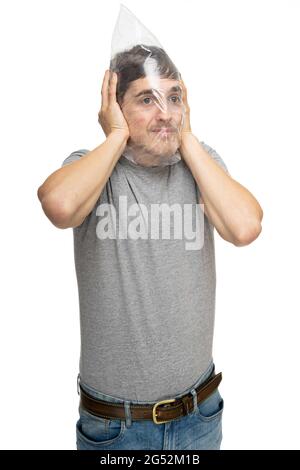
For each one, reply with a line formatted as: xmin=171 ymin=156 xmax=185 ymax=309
xmin=78 ymin=358 xmax=215 ymax=406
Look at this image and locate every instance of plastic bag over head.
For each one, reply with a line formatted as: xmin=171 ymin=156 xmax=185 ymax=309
xmin=109 ymin=4 xmax=186 ymax=168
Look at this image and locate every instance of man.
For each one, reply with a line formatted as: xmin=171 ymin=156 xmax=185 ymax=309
xmin=37 ymin=45 xmax=263 ymax=450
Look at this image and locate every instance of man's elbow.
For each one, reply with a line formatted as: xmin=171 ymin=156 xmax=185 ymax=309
xmin=37 ymin=190 xmax=73 ymax=229
xmin=233 ymin=220 xmax=263 ymax=247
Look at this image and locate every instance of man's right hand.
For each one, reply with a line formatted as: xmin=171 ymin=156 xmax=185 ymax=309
xmin=38 ymin=69 xmax=130 ymax=229
xmin=98 ymin=70 xmax=130 ymax=138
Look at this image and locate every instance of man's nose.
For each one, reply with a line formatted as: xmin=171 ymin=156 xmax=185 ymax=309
xmin=155 ymin=102 xmax=172 ymax=121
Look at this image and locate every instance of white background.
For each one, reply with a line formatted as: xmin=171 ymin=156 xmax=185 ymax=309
xmin=0 ymin=0 xmax=299 ymax=450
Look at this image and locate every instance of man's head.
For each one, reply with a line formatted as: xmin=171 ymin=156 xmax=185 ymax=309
xmin=108 ymin=45 xmax=185 ymax=165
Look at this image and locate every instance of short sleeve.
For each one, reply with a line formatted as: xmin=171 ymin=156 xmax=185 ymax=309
xmin=61 ymin=149 xmax=90 ymax=167
xmin=200 ymin=141 xmax=229 ymax=175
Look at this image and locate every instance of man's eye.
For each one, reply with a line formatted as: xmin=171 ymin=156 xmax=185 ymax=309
xmin=142 ymin=97 xmax=153 ymax=104
xmin=170 ymin=95 xmax=181 ymax=103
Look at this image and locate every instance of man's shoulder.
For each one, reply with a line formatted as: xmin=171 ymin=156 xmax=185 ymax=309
xmin=61 ymin=149 xmax=90 ymax=167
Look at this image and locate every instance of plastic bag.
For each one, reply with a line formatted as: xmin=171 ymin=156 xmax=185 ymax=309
xmin=109 ymin=4 xmax=186 ymax=168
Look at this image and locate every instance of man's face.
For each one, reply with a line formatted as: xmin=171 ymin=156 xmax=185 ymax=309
xmin=120 ymin=76 xmax=184 ymax=161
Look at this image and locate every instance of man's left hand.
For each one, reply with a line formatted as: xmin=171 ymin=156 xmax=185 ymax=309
xmin=179 ymin=78 xmax=192 ymax=138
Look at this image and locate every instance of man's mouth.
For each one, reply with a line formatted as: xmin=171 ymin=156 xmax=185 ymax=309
xmin=152 ymin=128 xmax=176 ymax=133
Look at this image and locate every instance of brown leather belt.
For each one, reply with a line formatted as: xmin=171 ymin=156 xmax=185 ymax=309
xmin=79 ymin=366 xmax=222 ymax=425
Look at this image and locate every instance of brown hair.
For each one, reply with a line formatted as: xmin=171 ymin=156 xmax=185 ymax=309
xmin=109 ymin=44 xmax=181 ymax=106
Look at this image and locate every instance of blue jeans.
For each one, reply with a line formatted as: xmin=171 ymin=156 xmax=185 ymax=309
xmin=76 ymin=359 xmax=224 ymax=450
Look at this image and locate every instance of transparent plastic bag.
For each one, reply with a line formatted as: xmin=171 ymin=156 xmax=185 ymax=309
xmin=109 ymin=4 xmax=186 ymax=168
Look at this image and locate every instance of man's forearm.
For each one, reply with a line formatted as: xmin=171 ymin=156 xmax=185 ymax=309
xmin=37 ymin=130 xmax=129 ymax=228
xmin=179 ymin=133 xmax=263 ymax=246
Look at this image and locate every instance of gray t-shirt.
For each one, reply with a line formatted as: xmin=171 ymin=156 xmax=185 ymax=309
xmin=61 ymin=141 xmax=229 ymax=402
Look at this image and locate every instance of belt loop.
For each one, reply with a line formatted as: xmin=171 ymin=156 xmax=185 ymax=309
xmin=124 ymin=400 xmax=132 ymax=428
xmin=190 ymin=388 xmax=198 ymax=414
